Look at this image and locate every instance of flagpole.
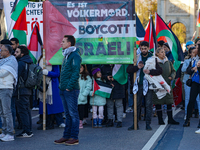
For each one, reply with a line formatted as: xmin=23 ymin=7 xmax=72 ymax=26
xmin=133 ymin=42 xmax=137 ymax=130
xmin=42 ymin=0 xmax=47 ymax=131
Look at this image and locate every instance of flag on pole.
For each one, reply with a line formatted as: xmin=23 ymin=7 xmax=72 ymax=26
xmin=11 ymin=0 xmax=28 ymax=45
xmin=144 ymin=16 xmax=158 ymax=53
xmin=93 ymin=80 xmax=112 ymax=98
xmin=157 ymin=20 xmax=171 ymax=42
xmin=155 ymin=13 xmax=184 ymax=71
xmin=112 ymin=64 xmax=128 ymax=85
xmin=168 ymin=20 xmax=172 ymax=29
xmin=28 ymin=24 xmax=43 ymax=64
xmin=197 ymin=10 xmax=200 ymax=27
xmin=136 ymin=14 xmax=145 ymax=41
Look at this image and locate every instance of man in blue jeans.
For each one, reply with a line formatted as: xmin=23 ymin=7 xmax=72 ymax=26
xmin=54 ymin=35 xmax=81 ymax=146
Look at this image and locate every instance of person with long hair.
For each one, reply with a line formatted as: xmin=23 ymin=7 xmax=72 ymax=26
xmin=182 ymin=47 xmax=200 ymax=120
xmin=183 ymin=44 xmax=200 ymax=132
xmin=153 ymin=47 xmax=179 ymax=125
xmin=78 ymin=65 xmax=92 ymax=128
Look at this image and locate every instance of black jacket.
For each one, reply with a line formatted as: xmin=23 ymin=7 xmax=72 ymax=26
xmin=101 ymin=65 xmax=125 ymax=99
xmin=13 ymin=55 xmax=33 ymax=97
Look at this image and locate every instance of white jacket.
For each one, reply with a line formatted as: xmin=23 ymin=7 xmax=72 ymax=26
xmin=0 ymin=69 xmax=14 ymax=89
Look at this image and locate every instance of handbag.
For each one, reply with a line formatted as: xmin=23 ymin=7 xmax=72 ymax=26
xmin=186 ymin=73 xmax=195 ymax=87
xmin=38 ymin=79 xmax=51 ymax=92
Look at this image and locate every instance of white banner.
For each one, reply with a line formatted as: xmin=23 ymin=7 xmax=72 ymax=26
xmin=3 ymin=0 xmax=43 ymax=44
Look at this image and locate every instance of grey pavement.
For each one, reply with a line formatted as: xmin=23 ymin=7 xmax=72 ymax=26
xmin=1 ymin=108 xmax=200 ymax=150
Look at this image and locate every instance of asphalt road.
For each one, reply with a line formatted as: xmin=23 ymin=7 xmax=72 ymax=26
xmin=1 ymin=107 xmax=200 ymax=150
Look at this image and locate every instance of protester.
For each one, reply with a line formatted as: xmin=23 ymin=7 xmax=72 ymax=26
xmin=90 ymin=68 xmax=106 ymax=128
xmin=37 ymin=56 xmax=65 ymax=130
xmin=0 ymin=44 xmax=18 ymax=141
xmin=163 ymin=43 xmax=174 ymax=63
xmin=153 ymin=47 xmax=179 ymax=125
xmin=184 ymin=41 xmax=194 ymax=58
xmin=54 ymin=35 xmax=81 ymax=146
xmin=10 ymin=38 xmax=19 ymax=53
xmin=127 ymin=41 xmax=162 ymax=130
xmin=13 ymin=45 xmax=33 ymax=138
xmin=182 ymin=47 xmax=200 ymax=120
xmin=0 ymin=40 xmax=17 ymax=129
xmin=158 ymin=40 xmax=165 ymax=48
xmin=101 ymin=64 xmax=125 ymax=128
xmin=183 ymin=44 xmax=200 ymax=129
xmin=78 ymin=65 xmax=92 ymax=128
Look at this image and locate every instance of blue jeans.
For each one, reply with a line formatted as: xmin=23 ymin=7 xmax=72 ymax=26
xmin=184 ymin=83 xmax=200 ymax=115
xmin=59 ymin=89 xmax=79 ymax=139
xmin=128 ymin=80 xmax=133 ymax=107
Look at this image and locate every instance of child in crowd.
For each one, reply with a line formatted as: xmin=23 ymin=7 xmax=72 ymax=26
xmin=90 ymin=68 xmax=106 ymax=128
xmin=78 ymin=65 xmax=92 ymax=129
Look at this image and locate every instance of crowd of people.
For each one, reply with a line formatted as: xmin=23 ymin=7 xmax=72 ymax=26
xmin=0 ymin=35 xmax=200 ymax=146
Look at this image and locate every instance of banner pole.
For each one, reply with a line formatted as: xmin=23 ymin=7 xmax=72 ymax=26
xmin=42 ymin=47 xmax=46 ymax=131
xmin=133 ymin=42 xmax=137 ymax=130
xmin=42 ymin=0 xmax=47 ymax=131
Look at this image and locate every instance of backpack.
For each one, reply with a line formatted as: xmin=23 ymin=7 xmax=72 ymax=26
xmin=22 ymin=63 xmax=43 ymax=89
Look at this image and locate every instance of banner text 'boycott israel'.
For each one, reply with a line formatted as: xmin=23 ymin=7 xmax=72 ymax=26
xmin=44 ymin=0 xmax=136 ymax=65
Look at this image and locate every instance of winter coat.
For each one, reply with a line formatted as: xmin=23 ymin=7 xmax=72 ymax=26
xmin=152 ymin=57 xmax=176 ymax=105
xmin=101 ymin=64 xmax=125 ymax=99
xmin=13 ymin=55 xmax=33 ymax=96
xmin=89 ymin=78 xmax=106 ymax=106
xmin=39 ymin=65 xmax=64 ymax=115
xmin=59 ymin=48 xmax=81 ymax=91
xmin=0 ymin=69 xmax=15 ymax=89
xmin=78 ymin=75 xmax=92 ymax=105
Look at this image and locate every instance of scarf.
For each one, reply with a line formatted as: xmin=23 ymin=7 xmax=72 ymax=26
xmin=0 ymin=55 xmax=18 ymax=86
xmin=62 ymin=46 xmax=76 ymax=60
xmin=38 ymin=59 xmax=53 ymax=105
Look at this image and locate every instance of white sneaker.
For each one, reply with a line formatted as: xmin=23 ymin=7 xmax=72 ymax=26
xmin=184 ymin=115 xmax=186 ymax=120
xmin=32 ymin=107 xmax=39 ymax=111
xmin=123 ymin=113 xmax=126 ymax=118
xmin=126 ymin=107 xmax=133 ymax=113
xmin=59 ymin=123 xmax=66 ymax=128
xmin=195 ymin=129 xmax=200 ymax=134
xmin=1 ymin=134 xmax=14 ymax=141
xmin=0 ymin=133 xmax=6 ymax=139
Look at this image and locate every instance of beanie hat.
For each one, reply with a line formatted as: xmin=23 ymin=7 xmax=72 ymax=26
xmin=163 ymin=43 xmax=170 ymax=50
xmin=185 ymin=41 xmax=194 ymax=50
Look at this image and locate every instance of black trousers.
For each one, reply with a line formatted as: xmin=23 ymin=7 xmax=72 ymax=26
xmin=15 ymin=96 xmax=32 ymax=133
xmin=186 ymin=82 xmax=200 ymax=120
xmin=78 ymin=104 xmax=85 ymax=121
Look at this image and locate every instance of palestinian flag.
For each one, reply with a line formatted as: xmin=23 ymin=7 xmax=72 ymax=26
xmin=94 ymin=80 xmax=112 ymax=98
xmin=197 ymin=10 xmax=200 ymax=27
xmin=112 ymin=64 xmax=128 ymax=85
xmin=144 ymin=16 xmax=158 ymax=53
xmin=157 ymin=20 xmax=171 ymax=43
xmin=28 ymin=24 xmax=43 ymax=64
xmin=11 ymin=0 xmax=28 ymax=45
xmin=155 ymin=13 xmax=184 ymax=71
